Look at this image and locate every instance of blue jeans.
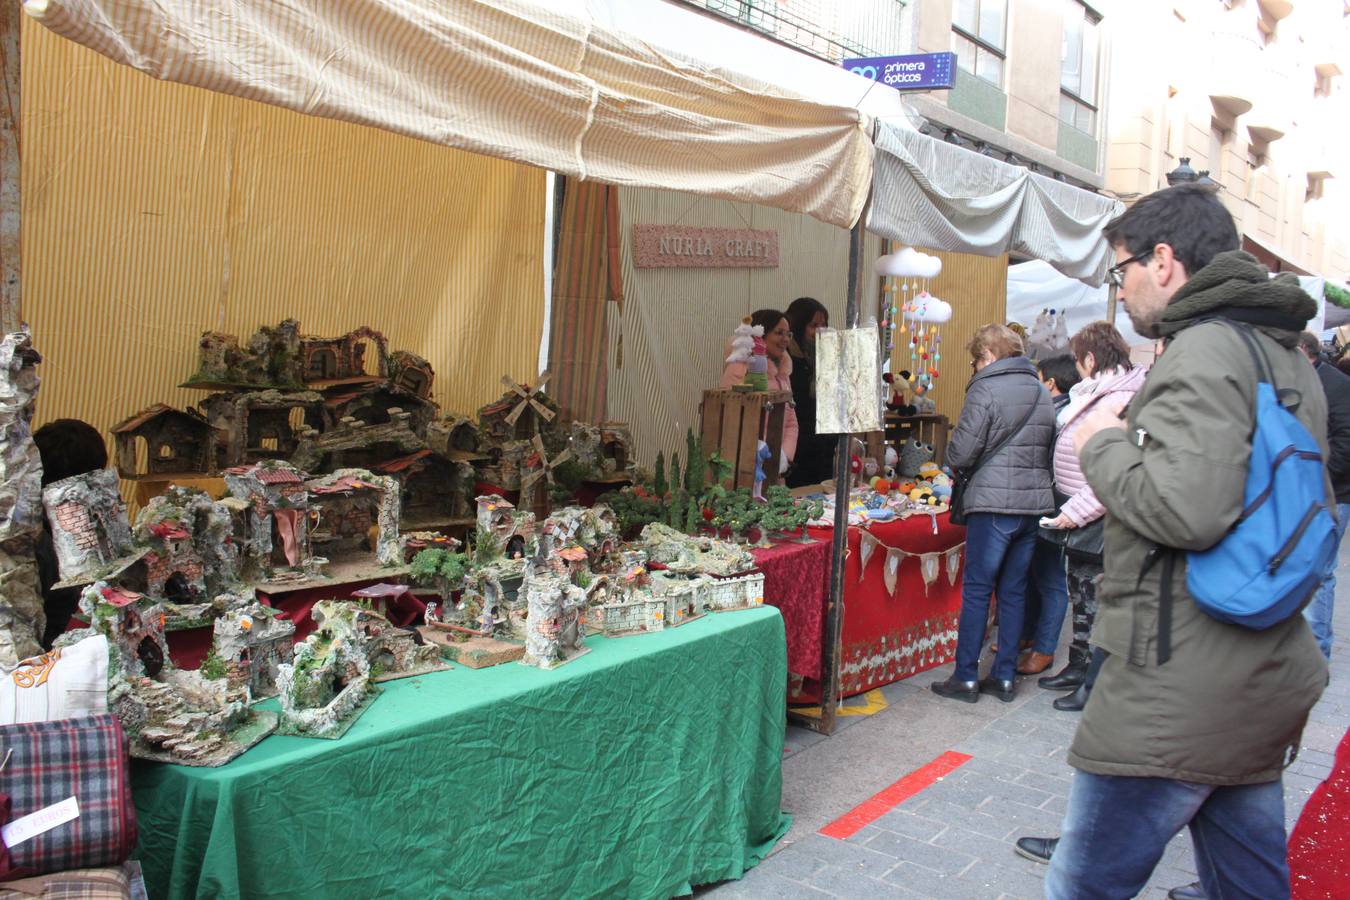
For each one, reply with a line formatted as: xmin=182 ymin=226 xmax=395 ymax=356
xmin=1018 ymin=538 xmax=1070 ymax=655
xmin=1046 ymin=772 xmax=1289 ymax=900
xmin=1304 ymin=501 xmax=1350 ymax=660
xmin=954 ymin=512 xmax=1038 ymax=682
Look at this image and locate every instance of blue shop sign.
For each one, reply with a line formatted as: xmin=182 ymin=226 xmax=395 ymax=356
xmin=841 ymin=52 xmax=956 ymax=91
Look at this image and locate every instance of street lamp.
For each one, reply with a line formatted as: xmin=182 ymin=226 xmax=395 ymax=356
xmin=1166 ymin=157 xmax=1220 ymax=189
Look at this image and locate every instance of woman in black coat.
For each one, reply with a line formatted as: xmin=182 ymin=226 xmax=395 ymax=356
xmin=784 ymin=297 xmax=833 ymax=488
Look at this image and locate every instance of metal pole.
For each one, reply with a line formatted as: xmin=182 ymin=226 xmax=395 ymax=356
xmin=817 ymin=214 xmax=867 ymax=734
xmin=1106 ymin=282 xmax=1118 ymax=326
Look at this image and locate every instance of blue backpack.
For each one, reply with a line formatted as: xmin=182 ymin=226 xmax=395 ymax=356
xmin=1171 ymin=321 xmax=1338 ymax=642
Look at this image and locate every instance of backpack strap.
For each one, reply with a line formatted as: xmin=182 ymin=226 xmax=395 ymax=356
xmin=1213 ymin=317 xmax=1304 ymax=413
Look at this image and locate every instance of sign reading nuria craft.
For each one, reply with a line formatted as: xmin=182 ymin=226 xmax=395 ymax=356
xmin=633 ymin=225 xmax=779 ymax=269
xmin=841 ymin=52 xmax=956 ymax=91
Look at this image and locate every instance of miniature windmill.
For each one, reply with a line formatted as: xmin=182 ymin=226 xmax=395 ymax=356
xmin=519 ymin=434 xmax=572 ymax=516
xmin=502 ymin=373 xmax=556 ymax=438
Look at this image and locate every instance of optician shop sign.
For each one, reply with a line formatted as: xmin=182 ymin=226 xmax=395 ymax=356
xmin=633 ymin=225 xmax=779 ymax=269
xmin=840 ymin=51 xmax=956 ymax=91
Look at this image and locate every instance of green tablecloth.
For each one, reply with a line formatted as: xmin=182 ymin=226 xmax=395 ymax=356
xmin=132 ymin=607 xmax=790 ymax=899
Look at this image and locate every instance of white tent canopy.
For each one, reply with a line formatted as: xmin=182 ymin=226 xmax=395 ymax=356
xmin=24 ymin=0 xmax=876 ymax=229
xmin=868 ymin=121 xmax=1123 ymax=285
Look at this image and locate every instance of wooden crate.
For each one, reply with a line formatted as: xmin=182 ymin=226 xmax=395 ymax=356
xmin=884 ymin=413 xmax=952 ymax=466
xmin=700 ymin=389 xmax=791 ymax=491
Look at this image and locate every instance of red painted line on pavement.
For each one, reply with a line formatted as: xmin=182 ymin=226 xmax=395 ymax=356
xmin=818 ymin=750 xmax=973 ymax=840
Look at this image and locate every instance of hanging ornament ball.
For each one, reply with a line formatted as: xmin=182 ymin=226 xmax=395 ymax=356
xmin=908 ymin=374 xmax=917 ymax=383
xmin=935 ymin=352 xmax=941 ymax=361
xmin=921 ymin=351 xmax=929 ymax=360
xmin=930 ymin=325 xmax=938 ymax=333
xmin=929 ymin=367 xmax=938 ymax=377
xmin=891 ymin=306 xmax=899 ymax=315
xmin=899 ymin=325 xmax=908 ymax=334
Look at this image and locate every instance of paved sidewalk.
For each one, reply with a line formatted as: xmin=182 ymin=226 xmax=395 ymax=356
xmin=704 ymin=544 xmax=1350 ymax=899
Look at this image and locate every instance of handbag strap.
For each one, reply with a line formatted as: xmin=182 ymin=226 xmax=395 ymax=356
xmin=963 ymin=392 xmax=1041 ymax=479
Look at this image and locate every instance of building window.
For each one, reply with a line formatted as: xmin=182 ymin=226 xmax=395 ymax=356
xmin=953 ymin=0 xmax=1007 ymax=87
xmin=1059 ymin=1 xmax=1099 ymax=133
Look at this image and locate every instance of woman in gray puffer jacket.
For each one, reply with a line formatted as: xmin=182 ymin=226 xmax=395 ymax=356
xmin=932 ymin=324 xmax=1057 ymax=704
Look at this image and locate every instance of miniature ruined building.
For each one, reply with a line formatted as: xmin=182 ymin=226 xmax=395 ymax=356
xmin=431 ymin=415 xmax=483 ymax=461
xmin=387 ymin=350 xmax=434 ymax=400
xmin=223 ymin=462 xmax=312 ymax=576
xmin=326 ymin=384 xmax=437 ymax=435
xmin=212 ymin=605 xmax=295 ymax=699
xmin=43 ymin=468 xmax=135 ymax=585
xmin=111 ymin=405 xmax=215 ymax=479
xmin=290 ymin=407 xmax=425 ymax=475
xmin=134 ymin=487 xmax=239 ymax=601
xmin=306 ymin=470 xmax=403 ymax=567
xmin=190 ymin=320 xmax=302 ymax=388
xmin=276 ymin=602 xmax=374 ymax=738
xmin=598 ymin=423 xmax=635 ymax=474
xmin=375 ymin=449 xmax=474 ymax=527
xmin=201 ymin=389 xmax=328 ymax=468
xmin=299 ymin=327 xmax=388 ymax=384
xmin=477 ymin=383 xmax=559 ymax=446
xmin=521 ymin=572 xmax=587 ymax=667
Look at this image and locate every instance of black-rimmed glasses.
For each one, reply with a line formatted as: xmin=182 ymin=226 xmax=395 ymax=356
xmin=1107 ymin=249 xmax=1154 ymax=288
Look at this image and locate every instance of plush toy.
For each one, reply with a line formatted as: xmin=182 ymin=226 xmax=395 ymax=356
xmin=744 ymin=326 xmax=769 ymax=391
xmin=930 ymin=473 xmax=952 ymax=501
xmin=752 ymin=440 xmax=772 ymax=500
xmin=726 ymin=318 xmax=754 ymax=363
xmin=896 ymin=479 xmax=917 ymax=495
xmin=885 ymin=371 xmax=919 ymax=416
xmin=908 ymin=485 xmax=938 ymax=506
xmin=912 ymin=394 xmax=936 ymax=415
xmin=917 ymin=461 xmax=942 ymax=481
xmin=898 ymin=439 xmax=935 ymax=478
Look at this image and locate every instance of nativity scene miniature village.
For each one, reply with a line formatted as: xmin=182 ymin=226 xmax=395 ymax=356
xmin=13 ymin=321 xmax=849 ymax=767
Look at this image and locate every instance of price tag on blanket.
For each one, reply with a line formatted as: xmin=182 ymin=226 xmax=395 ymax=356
xmin=1 ymin=796 xmax=79 ymax=848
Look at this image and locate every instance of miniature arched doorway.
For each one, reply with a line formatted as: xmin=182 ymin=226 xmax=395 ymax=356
xmin=306 ymin=346 xmax=339 ymax=380
xmin=133 ymin=435 xmax=149 ymax=477
xmin=355 ymin=337 xmax=384 ymax=378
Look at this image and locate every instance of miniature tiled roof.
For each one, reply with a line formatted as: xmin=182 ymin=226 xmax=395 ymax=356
xmin=309 ymin=475 xmax=381 ymax=494
xmin=111 ymin=404 xmax=208 ymax=433
xmin=374 ymin=448 xmax=434 ymax=475
xmin=99 ymin=585 xmax=144 ymax=607
xmin=558 ymin=546 xmax=588 ymax=562
xmin=223 ymin=465 xmax=305 ymax=484
xmin=148 ymin=521 xmax=191 ymax=540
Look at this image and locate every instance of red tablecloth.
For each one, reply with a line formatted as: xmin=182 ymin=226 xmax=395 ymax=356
xmin=750 ymin=538 xmax=830 ymax=681
xmin=789 ymin=513 xmax=966 ymax=703
xmin=1289 ymin=724 xmax=1350 ymax=898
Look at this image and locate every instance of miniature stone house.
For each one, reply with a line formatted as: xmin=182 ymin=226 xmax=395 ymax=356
xmin=306 ymin=469 xmax=403 ymax=567
xmin=111 ymin=405 xmax=215 ymax=479
xmin=202 ymin=389 xmax=328 ymax=468
xmin=520 ymin=572 xmax=588 ymax=669
xmin=43 ymin=468 xmax=136 ymax=585
xmin=432 ymin=415 xmax=483 ymax=461
xmin=476 ymin=438 xmax=532 ymax=492
xmin=299 ymin=327 xmax=388 ymax=384
xmin=275 ymin=606 xmax=373 ymax=739
xmin=212 ymin=604 xmax=296 ymax=699
xmin=82 ymin=582 xmax=171 ymax=678
xmin=598 ymin=423 xmax=635 ymax=474
xmin=223 ymin=462 xmax=313 ymax=577
xmin=387 ymin=350 xmax=435 ymax=400
xmin=375 ymin=449 xmax=474 ymax=528
xmin=134 ymin=486 xmax=240 ymax=601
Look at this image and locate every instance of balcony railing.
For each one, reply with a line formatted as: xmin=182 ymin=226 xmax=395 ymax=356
xmin=670 ymin=0 xmax=910 ymax=64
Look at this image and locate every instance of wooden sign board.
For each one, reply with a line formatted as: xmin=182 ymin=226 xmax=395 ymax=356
xmin=633 ymin=225 xmax=779 ymax=269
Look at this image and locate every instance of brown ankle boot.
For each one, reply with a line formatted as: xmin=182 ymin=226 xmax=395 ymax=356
xmin=1017 ymin=651 xmax=1055 ymax=675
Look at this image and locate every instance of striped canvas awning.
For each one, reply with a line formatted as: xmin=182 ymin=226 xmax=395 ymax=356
xmin=867 ymin=121 xmax=1123 ymax=286
xmin=24 ymin=0 xmax=874 ymax=229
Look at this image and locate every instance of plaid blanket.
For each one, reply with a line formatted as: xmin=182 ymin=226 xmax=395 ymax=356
xmin=0 ymin=716 xmax=136 ymax=878
xmin=0 ymin=864 xmax=130 ymax=899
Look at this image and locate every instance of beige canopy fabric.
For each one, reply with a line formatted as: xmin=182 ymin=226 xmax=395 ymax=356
xmin=24 ymin=0 xmax=874 ymax=229
xmin=868 ymin=121 xmax=1123 ymax=285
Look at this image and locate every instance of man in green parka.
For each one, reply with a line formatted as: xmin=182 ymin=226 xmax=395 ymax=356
xmin=1040 ymin=185 xmax=1330 ymax=899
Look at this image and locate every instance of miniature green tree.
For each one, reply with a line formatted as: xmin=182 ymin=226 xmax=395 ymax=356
xmin=684 ymin=497 xmax=701 ymax=535
xmin=200 ymin=649 xmax=227 ymax=681
xmin=653 ymin=451 xmax=668 ymax=500
xmin=670 ymin=453 xmax=682 ymax=504
xmin=684 ymin=429 xmax=706 ymax=494
xmin=410 ymin=549 xmax=470 ymax=597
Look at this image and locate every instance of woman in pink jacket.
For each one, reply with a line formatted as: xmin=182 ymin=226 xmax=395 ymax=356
xmin=1037 ymin=322 xmax=1147 ymax=710
xmin=720 ymin=308 xmax=799 ymax=468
